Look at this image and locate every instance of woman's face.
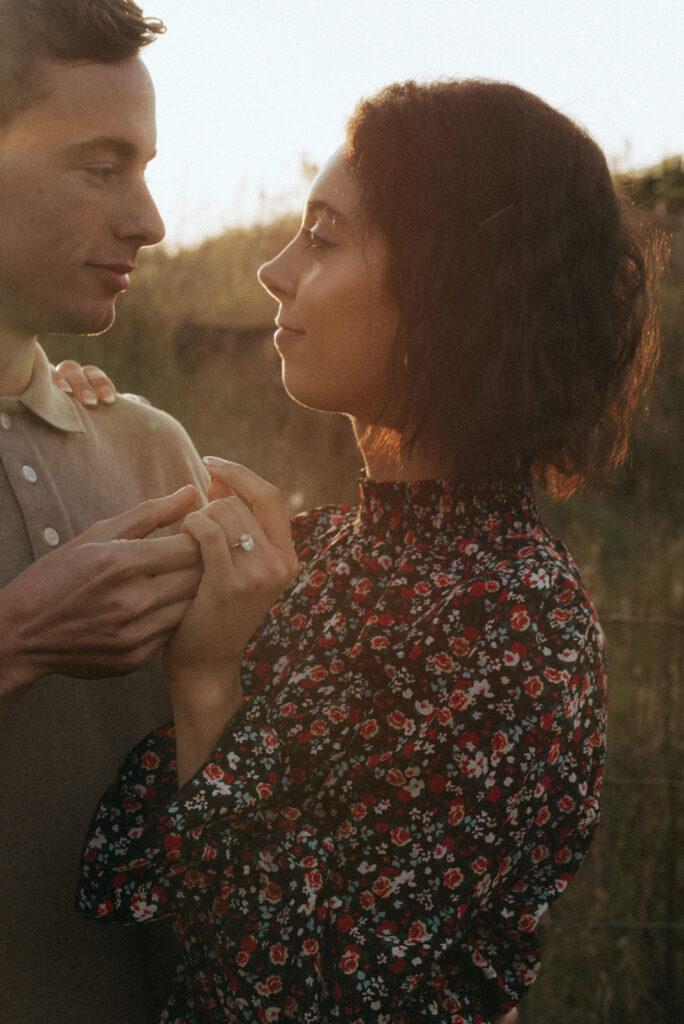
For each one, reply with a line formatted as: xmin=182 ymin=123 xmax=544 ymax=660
xmin=258 ymin=150 xmax=399 ymax=425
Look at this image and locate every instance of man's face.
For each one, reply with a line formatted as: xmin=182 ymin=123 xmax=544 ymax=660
xmin=0 ymin=56 xmax=165 ymax=341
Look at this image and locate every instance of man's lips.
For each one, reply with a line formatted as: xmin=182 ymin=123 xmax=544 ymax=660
xmin=87 ymin=262 xmax=136 ymax=292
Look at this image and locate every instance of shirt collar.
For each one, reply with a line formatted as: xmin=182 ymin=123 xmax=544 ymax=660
xmin=15 ymin=344 xmax=86 ymax=433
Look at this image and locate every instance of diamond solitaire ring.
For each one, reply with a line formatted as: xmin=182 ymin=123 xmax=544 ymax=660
xmin=230 ymin=532 xmax=255 ymax=552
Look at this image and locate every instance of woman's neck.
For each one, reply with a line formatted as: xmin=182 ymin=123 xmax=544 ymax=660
xmin=352 ymin=420 xmax=452 ymax=482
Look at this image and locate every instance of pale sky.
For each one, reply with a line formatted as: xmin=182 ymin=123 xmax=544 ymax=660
xmin=142 ymin=0 xmax=684 ymax=249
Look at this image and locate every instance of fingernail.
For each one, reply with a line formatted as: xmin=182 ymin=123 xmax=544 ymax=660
xmin=56 ymin=379 xmax=73 ymax=394
xmin=101 ymin=388 xmax=116 ymax=404
xmin=202 ymin=456 xmax=230 ymax=467
xmin=83 ymin=389 xmax=98 ymax=406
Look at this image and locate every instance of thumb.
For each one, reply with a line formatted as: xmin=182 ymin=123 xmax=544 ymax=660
xmin=90 ymin=485 xmax=200 ymax=542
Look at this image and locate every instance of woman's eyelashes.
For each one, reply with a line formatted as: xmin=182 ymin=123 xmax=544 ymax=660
xmin=301 ymin=226 xmax=336 ymax=250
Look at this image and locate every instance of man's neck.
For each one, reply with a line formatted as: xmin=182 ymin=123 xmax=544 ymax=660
xmin=0 ymin=331 xmax=38 ymax=396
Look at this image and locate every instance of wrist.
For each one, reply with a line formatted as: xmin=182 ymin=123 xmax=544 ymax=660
xmin=0 ymin=598 xmax=42 ymax=702
xmin=169 ymin=670 xmax=243 ymax=789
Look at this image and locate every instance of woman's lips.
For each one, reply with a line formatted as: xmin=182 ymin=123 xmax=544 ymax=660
xmin=274 ymin=324 xmax=305 ymax=351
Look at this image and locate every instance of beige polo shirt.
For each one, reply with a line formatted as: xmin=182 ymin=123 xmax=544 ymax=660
xmin=0 ymin=344 xmax=209 ymax=1023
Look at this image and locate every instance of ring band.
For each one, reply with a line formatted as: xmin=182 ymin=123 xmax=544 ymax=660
xmin=230 ymin=532 xmax=255 ymax=552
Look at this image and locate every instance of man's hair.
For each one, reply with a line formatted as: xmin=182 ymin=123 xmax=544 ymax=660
xmin=0 ymin=0 xmax=164 ymax=128
xmin=346 ymin=80 xmax=663 ymax=497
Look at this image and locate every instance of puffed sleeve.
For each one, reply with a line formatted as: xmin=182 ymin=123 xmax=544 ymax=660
xmin=77 ymin=559 xmax=605 ymax=1021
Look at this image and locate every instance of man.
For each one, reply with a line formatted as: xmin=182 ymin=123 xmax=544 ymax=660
xmin=0 ymin=2 xmax=209 ymax=1020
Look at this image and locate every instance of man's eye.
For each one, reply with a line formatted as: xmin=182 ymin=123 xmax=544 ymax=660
xmin=85 ymin=165 xmax=117 ymax=180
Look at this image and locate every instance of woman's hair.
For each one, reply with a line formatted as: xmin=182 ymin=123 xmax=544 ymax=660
xmin=345 ymin=79 xmax=663 ymax=496
xmin=0 ymin=0 xmax=164 ymax=129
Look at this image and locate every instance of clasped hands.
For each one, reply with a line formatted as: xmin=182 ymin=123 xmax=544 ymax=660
xmin=0 ymin=459 xmax=298 ymax=728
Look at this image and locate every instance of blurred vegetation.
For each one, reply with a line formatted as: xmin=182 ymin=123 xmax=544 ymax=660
xmin=43 ymin=158 xmax=683 ymax=1023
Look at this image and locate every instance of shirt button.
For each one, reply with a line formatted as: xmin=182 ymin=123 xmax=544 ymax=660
xmin=43 ymin=527 xmax=60 ymax=547
xmin=0 ymin=413 xmax=11 ymax=430
xmin=22 ymin=465 xmax=38 ymax=483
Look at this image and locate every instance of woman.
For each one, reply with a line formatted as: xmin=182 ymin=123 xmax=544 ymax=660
xmin=76 ymin=80 xmax=660 ymax=1022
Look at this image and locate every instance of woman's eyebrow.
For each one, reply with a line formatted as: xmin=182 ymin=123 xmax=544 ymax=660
xmin=305 ymin=199 xmax=347 ymax=226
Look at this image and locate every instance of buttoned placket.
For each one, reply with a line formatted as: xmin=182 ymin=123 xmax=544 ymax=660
xmin=0 ymin=398 xmax=74 ymax=557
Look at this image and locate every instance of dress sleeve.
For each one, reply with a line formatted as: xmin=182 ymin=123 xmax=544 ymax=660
xmin=77 ymin=564 xmax=605 ymax=1020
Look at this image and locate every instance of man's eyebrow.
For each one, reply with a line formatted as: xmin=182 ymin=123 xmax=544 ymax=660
xmin=64 ymin=136 xmax=156 ymax=161
xmin=305 ymin=199 xmax=347 ymax=225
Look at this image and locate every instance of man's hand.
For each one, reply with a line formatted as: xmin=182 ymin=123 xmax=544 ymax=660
xmin=0 ymin=485 xmax=201 ymax=716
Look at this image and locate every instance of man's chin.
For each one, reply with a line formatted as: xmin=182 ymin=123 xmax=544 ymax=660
xmin=47 ymin=306 xmax=116 ymax=338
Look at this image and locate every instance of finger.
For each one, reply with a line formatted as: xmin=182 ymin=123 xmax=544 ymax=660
xmin=85 ymin=486 xmax=200 ymax=543
xmin=83 ymin=364 xmax=117 ymax=404
xmin=202 ymin=458 xmax=293 ymax=552
xmin=201 ymin=497 xmax=270 ymax=561
xmin=207 ymin=478 xmax=235 ymax=501
xmin=137 ymin=565 xmax=202 ymax=608
xmin=92 ymin=534 xmax=202 ymax=580
xmin=182 ymin=509 xmax=236 ymax=576
xmin=51 ymin=359 xmax=97 ymax=407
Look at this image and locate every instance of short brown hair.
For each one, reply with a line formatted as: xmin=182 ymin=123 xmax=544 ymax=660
xmin=0 ymin=0 xmax=164 ymax=128
xmin=346 ymin=80 xmax=662 ymax=497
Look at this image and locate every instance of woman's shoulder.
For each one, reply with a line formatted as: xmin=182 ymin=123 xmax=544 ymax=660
xmin=290 ymin=502 xmax=358 ymax=559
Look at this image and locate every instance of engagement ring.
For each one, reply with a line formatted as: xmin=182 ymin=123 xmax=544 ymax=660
xmin=230 ymin=532 xmax=255 ymax=552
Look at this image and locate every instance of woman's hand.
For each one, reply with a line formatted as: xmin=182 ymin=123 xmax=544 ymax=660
xmin=163 ymin=459 xmax=300 ymax=786
xmin=494 ymin=1009 xmax=519 ymax=1024
xmin=51 ymin=360 xmax=117 ymax=406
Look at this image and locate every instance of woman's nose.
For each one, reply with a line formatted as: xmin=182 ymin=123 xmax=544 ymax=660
xmin=258 ymin=242 xmax=294 ymax=300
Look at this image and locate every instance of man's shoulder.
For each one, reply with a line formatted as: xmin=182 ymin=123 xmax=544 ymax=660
xmin=77 ymin=393 xmax=209 ymax=495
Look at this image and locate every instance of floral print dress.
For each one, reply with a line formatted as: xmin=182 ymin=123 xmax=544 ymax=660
xmin=77 ymin=477 xmax=606 ymax=1024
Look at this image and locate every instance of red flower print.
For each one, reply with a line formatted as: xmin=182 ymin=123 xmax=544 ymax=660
xmin=140 ymin=750 xmax=160 ymax=770
xmin=433 ymin=652 xmax=453 ymax=672
xmin=269 ymin=943 xmax=287 ymax=964
xmin=388 ymin=710 xmax=407 ymax=730
xmin=491 ymin=731 xmax=508 ymax=752
xmin=448 ymin=797 xmax=465 ymax=825
xmin=444 ymin=868 xmax=464 ymax=889
xmin=340 ymin=944 xmax=361 ymax=974
xmin=372 ymin=875 xmax=394 ymax=898
xmin=428 ymin=773 xmax=446 ymax=793
xmin=391 ymin=827 xmax=411 ymax=846
xmin=510 ymin=604 xmax=531 ymax=630
xmin=449 ymin=689 xmax=470 ymax=712
xmin=408 ymin=920 xmax=427 ymax=942
xmin=263 ymin=881 xmax=283 ymax=903
xmin=305 ymin=870 xmax=323 ymax=892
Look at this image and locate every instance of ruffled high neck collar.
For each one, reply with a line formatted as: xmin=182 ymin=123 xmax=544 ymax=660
xmin=355 ymin=473 xmax=542 ymax=546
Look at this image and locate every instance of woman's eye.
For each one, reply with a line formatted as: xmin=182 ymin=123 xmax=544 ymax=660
xmin=302 ymin=227 xmax=333 ymax=250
